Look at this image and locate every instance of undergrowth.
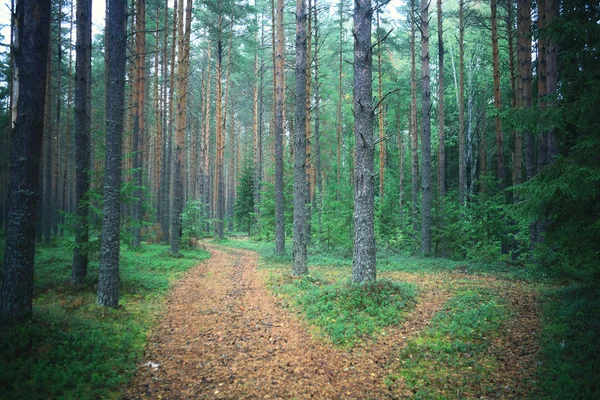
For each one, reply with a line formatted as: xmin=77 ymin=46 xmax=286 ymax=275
xmin=267 ymin=271 xmax=417 ymax=347
xmin=0 ymin=241 xmax=209 ymax=400
xmin=538 ymin=285 xmax=600 ymax=399
xmin=387 ymin=288 xmax=512 ymax=398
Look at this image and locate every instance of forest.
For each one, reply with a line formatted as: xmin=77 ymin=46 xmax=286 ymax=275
xmin=0 ymin=0 xmax=598 ymax=397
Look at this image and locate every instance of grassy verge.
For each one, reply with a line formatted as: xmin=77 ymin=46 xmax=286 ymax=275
xmin=0 ymin=242 xmax=209 ymax=400
xmin=387 ymin=287 xmax=512 ymax=398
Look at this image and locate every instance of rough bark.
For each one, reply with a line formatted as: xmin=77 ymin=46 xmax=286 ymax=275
xmin=313 ymin=0 xmax=322 ymax=234
xmin=293 ymin=0 xmax=308 ymax=277
xmin=72 ymin=0 xmax=92 ymax=284
xmin=352 ymin=0 xmax=376 ymax=284
xmin=0 ymin=0 xmax=51 ymax=325
xmin=97 ymin=0 xmax=127 ymax=308
xmin=274 ymin=0 xmax=286 ymax=254
xmin=171 ymin=0 xmax=192 ymax=253
xmin=43 ymin=30 xmax=52 ymax=243
xmin=421 ymin=0 xmax=432 ymax=256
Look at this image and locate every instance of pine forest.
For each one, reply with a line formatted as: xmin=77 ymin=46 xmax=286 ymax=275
xmin=0 ymin=0 xmax=598 ymax=398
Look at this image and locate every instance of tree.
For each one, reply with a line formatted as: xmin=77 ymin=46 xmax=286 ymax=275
xmin=274 ymin=0 xmax=286 ymax=254
xmin=458 ymin=0 xmax=466 ymax=205
xmin=420 ymin=0 xmax=432 ymax=255
xmin=292 ymin=0 xmax=308 ymax=276
xmin=171 ymin=0 xmax=193 ymax=253
xmin=410 ymin=0 xmax=419 ymax=234
xmin=352 ymin=0 xmax=375 ymax=283
xmin=0 ymin=0 xmax=52 ymax=325
xmin=97 ymin=0 xmax=127 ymax=308
xmin=72 ymin=0 xmax=92 ymax=284
xmin=491 ymin=0 xmax=504 ymax=189
xmin=131 ymin=0 xmax=146 ymax=247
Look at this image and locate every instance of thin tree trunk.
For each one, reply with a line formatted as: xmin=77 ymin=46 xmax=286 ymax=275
xmin=313 ymin=0 xmax=322 ymax=235
xmin=0 ymin=0 xmax=51 ymax=325
xmin=97 ymin=0 xmax=127 ymax=308
xmin=43 ymin=29 xmax=53 ymax=243
xmin=397 ymin=108 xmax=404 ymax=221
xmin=293 ymin=0 xmax=308 ymax=276
xmin=274 ymin=0 xmax=286 ymax=254
xmin=53 ymin=0 xmax=63 ymax=238
xmin=421 ymin=0 xmax=432 ymax=255
xmin=62 ymin=0 xmax=74 ymax=228
xmin=214 ymin=14 xmax=225 ymax=239
xmin=377 ymin=8 xmax=385 ymax=203
xmin=458 ymin=0 xmax=466 ymax=205
xmin=132 ymin=0 xmax=146 ymax=247
xmin=336 ymin=0 xmax=343 ymax=202
xmin=437 ymin=0 xmax=445 ymax=255
xmin=410 ymin=0 xmax=419 ymax=234
xmin=491 ymin=0 xmax=505 ymax=189
xmin=545 ymin=0 xmax=558 ymax=160
xmin=72 ymin=0 xmax=92 ymax=284
xmin=352 ymin=0 xmax=376 ymax=284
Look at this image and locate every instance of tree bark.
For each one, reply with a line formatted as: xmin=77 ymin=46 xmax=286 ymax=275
xmin=0 ymin=0 xmax=51 ymax=325
xmin=214 ymin=14 xmax=225 ymax=238
xmin=293 ymin=0 xmax=308 ymax=277
xmin=421 ymin=0 xmax=432 ymax=256
xmin=171 ymin=0 xmax=192 ymax=252
xmin=352 ymin=0 xmax=376 ymax=284
xmin=72 ymin=0 xmax=92 ymax=284
xmin=97 ymin=0 xmax=127 ymax=308
xmin=274 ymin=0 xmax=286 ymax=254
xmin=336 ymin=0 xmax=343 ymax=202
xmin=545 ymin=0 xmax=558 ymax=160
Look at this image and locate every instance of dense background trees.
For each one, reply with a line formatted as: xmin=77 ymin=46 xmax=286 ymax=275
xmin=0 ymin=0 xmax=599 ymax=317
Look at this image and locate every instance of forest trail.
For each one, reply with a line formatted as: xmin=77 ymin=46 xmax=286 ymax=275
xmin=124 ymin=245 xmax=539 ymax=399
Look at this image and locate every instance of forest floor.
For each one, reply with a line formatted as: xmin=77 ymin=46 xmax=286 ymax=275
xmin=124 ymin=244 xmax=540 ymax=399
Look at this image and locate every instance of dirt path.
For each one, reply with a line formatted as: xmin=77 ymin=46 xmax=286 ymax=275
xmin=125 ymin=245 xmax=538 ymax=399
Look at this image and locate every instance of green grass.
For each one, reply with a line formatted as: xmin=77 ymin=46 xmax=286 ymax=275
xmin=0 ymin=241 xmax=209 ymax=400
xmin=387 ymin=287 xmax=513 ymax=398
xmin=538 ymin=285 xmax=600 ymax=399
xmin=269 ymin=272 xmax=418 ymax=347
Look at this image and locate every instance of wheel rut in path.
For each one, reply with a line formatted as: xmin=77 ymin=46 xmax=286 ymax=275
xmin=125 ymin=245 xmax=537 ymax=399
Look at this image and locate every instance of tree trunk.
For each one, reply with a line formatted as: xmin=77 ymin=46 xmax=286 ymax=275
xmin=545 ymin=0 xmax=558 ymax=160
xmin=352 ymin=0 xmax=376 ymax=284
xmin=131 ymin=0 xmax=146 ymax=247
xmin=43 ymin=29 xmax=53 ymax=244
xmin=72 ymin=0 xmax=92 ymax=284
xmin=336 ymin=0 xmax=343 ymax=202
xmin=214 ymin=14 xmax=225 ymax=239
xmin=458 ymin=0 xmax=466 ymax=205
xmin=0 ymin=0 xmax=51 ymax=325
xmin=410 ymin=0 xmax=419 ymax=234
xmin=421 ymin=0 xmax=432 ymax=256
xmin=97 ymin=0 xmax=127 ymax=308
xmin=377 ymin=9 xmax=385 ymax=204
xmin=398 ymin=108 xmax=404 ymax=221
xmin=491 ymin=0 xmax=505 ymax=189
xmin=313 ymin=0 xmax=322 ymax=236
xmin=293 ymin=0 xmax=308 ymax=277
xmin=274 ymin=0 xmax=286 ymax=254
xmin=171 ymin=0 xmax=192 ymax=252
